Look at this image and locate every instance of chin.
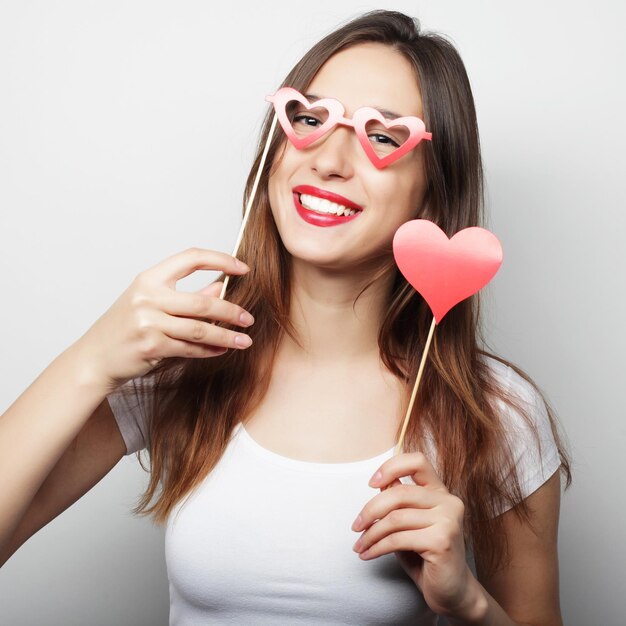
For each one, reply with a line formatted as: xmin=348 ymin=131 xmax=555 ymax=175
xmin=283 ymin=243 xmax=348 ymax=269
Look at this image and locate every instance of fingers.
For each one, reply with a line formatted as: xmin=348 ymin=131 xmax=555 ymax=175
xmin=90 ymin=252 xmax=253 ymax=386
xmin=352 ymin=508 xmax=435 ymax=556
xmin=382 ymin=477 xmax=402 ymax=492
xmin=197 ymin=281 xmax=224 ymax=297
xmin=356 ymin=528 xmax=441 ymax=561
xmin=369 ymin=451 xmax=446 ymax=490
xmin=352 ymin=483 xmax=439 ymax=532
xmin=157 ymin=337 xmax=229 ymax=360
xmin=156 ymin=288 xmax=255 ymax=328
xmin=352 ymin=480 xmax=466 ymax=563
xmin=144 ymin=247 xmax=250 ymax=288
xmin=152 ymin=309 xmax=253 ymax=351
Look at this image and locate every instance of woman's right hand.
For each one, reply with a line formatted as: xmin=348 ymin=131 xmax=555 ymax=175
xmin=75 ymin=247 xmax=254 ymax=391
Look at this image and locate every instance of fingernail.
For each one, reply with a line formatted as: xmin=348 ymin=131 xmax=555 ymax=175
xmin=234 ymin=258 xmax=250 ymax=271
xmin=352 ymin=514 xmax=363 ymax=531
xmin=235 ymin=335 xmax=252 ymax=348
xmin=353 ymin=538 xmax=363 ymax=552
xmin=239 ymin=312 xmax=255 ymax=326
xmin=369 ymin=471 xmax=382 ymax=487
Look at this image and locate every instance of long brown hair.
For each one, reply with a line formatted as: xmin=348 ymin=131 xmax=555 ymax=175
xmin=130 ymin=10 xmax=571 ymax=572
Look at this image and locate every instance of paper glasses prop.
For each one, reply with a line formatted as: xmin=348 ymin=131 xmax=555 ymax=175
xmin=391 ymin=220 xmax=503 ymax=455
xmin=266 ymin=87 xmax=432 ymax=170
xmin=218 ymin=87 xmax=433 ymax=299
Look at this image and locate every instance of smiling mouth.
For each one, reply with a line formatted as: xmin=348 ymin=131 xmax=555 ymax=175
xmin=297 ymin=193 xmax=361 ymax=216
xmin=290 ymin=185 xmax=363 ymax=227
xmin=291 ymin=193 xmax=362 ymax=227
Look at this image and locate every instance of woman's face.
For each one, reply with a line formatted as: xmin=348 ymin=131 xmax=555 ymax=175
xmin=268 ymin=42 xmax=428 ymax=271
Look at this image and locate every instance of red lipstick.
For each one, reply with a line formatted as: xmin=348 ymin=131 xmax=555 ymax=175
xmin=292 ymin=185 xmax=363 ymax=228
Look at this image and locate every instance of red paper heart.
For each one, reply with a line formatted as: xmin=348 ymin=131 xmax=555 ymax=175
xmin=393 ymin=220 xmax=503 ymax=323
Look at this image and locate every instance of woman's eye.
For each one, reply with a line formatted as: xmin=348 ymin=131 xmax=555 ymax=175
xmin=293 ymin=114 xmax=321 ymax=128
xmin=368 ymin=133 xmax=400 ymax=147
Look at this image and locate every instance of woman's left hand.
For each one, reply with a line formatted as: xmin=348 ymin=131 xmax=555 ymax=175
xmin=351 ymin=452 xmax=480 ymax=617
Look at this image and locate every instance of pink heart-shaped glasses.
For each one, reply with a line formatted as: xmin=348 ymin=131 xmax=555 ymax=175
xmin=265 ymin=87 xmax=433 ymax=169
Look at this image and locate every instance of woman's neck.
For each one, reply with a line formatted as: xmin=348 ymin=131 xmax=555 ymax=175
xmin=282 ymin=258 xmax=394 ymax=363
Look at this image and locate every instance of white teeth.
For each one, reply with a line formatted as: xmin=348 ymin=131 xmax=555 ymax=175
xmin=299 ymin=193 xmax=360 ymax=216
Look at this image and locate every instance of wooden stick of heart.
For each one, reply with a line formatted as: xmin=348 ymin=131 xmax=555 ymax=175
xmin=219 ymin=113 xmax=278 ymax=300
xmin=394 ymin=316 xmax=437 ymax=456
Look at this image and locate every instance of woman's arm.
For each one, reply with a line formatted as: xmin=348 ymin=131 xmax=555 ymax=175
xmin=0 ymin=388 xmax=126 ymax=567
xmin=463 ymin=470 xmax=563 ymax=626
xmin=0 ymin=344 xmax=114 ymax=560
xmin=0 ymin=249 xmax=253 ymax=563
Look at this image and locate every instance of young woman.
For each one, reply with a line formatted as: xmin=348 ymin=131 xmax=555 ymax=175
xmin=0 ymin=10 xmax=570 ymax=625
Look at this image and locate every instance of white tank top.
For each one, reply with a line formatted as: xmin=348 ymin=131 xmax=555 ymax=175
xmin=107 ymin=358 xmax=560 ymax=625
xmin=164 ymin=422 xmax=435 ymax=625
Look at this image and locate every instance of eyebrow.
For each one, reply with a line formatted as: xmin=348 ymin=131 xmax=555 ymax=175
xmin=304 ymin=93 xmax=404 ymax=120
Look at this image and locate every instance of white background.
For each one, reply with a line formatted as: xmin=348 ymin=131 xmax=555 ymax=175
xmin=1 ymin=1 xmax=624 ymax=624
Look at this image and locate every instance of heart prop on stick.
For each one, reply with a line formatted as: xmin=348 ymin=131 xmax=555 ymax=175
xmin=391 ymin=220 xmax=503 ymax=455
xmin=393 ymin=220 xmax=503 ymax=324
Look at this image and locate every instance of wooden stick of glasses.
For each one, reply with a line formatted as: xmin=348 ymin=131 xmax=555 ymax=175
xmin=219 ymin=113 xmax=278 ymax=300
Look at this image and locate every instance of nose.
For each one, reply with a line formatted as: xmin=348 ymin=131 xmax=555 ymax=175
xmin=309 ymin=125 xmax=357 ymax=180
